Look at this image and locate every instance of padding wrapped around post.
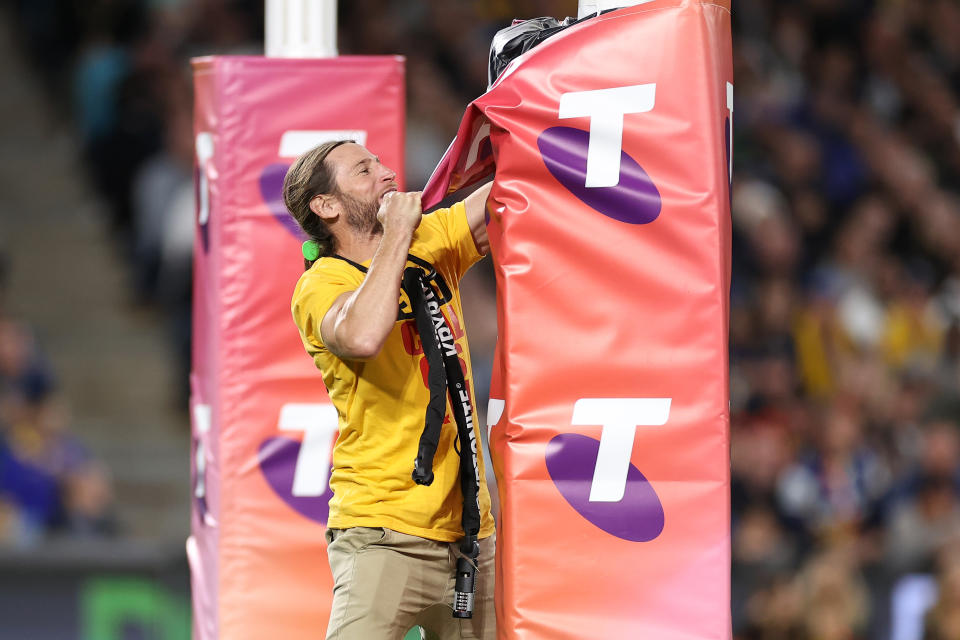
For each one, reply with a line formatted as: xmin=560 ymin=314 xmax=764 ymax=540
xmin=423 ymin=2 xmax=733 ymax=637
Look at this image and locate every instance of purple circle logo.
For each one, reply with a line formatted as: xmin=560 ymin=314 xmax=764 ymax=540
xmin=258 ymin=436 xmax=332 ymax=524
xmin=545 ymin=433 xmax=664 ymax=542
xmin=537 ymin=126 xmax=661 ymax=224
xmin=259 ymin=162 xmax=307 ymax=239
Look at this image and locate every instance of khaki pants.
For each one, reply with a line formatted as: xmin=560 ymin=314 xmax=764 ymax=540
xmin=325 ymin=527 xmax=496 ymax=640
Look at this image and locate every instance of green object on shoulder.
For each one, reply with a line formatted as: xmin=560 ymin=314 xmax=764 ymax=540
xmin=302 ymin=240 xmax=321 ymax=261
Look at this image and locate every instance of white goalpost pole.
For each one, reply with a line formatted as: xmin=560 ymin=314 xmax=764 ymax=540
xmin=265 ymin=0 xmax=337 ymax=58
xmin=578 ymin=0 xmax=656 ymax=19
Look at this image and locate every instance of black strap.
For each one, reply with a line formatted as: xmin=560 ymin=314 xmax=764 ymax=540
xmin=403 ymin=267 xmax=447 ymax=487
xmin=331 ymin=254 xmax=368 ymax=272
xmin=400 ymin=267 xmax=482 ymax=542
xmin=334 ymin=254 xmax=482 ymax=542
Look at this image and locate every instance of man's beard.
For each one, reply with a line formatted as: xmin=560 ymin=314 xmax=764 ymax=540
xmin=338 ymin=191 xmax=382 ymax=236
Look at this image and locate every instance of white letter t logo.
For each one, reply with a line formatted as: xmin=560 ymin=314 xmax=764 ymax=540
xmin=558 ymin=84 xmax=656 ymax=188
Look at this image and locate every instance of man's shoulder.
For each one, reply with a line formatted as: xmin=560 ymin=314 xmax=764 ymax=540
xmin=422 ymin=200 xmax=467 ymax=225
xmin=292 ymin=257 xmax=365 ymax=301
xmin=303 ymin=256 xmax=366 ymax=281
xmin=413 ymin=201 xmax=468 ymax=252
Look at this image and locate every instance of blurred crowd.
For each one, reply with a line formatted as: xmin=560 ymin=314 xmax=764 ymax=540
xmin=0 ymin=250 xmax=117 ymax=547
xmin=9 ymin=0 xmax=265 ymax=407
xmin=732 ymin=1 xmax=960 ymax=638
xmin=4 ymin=0 xmax=960 ymax=637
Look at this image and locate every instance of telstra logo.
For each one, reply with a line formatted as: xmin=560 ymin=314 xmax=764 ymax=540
xmin=259 ymin=162 xmax=303 ymax=238
xmin=259 ymin=130 xmax=368 ymax=240
xmin=258 ymin=403 xmax=339 ymax=524
xmin=537 ymin=84 xmax=662 ymax=224
xmin=193 ymin=130 xmax=369 ymax=246
xmin=544 ymin=398 xmax=669 ymax=542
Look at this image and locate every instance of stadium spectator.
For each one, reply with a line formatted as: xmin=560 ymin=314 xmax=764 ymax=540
xmin=0 ymin=309 xmax=116 ymax=545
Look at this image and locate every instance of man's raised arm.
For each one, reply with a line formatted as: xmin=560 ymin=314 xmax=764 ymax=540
xmin=464 ymin=182 xmax=493 ymax=256
xmin=320 ymin=192 xmax=422 ymax=360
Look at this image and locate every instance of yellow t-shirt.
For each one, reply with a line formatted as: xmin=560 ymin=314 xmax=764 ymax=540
xmin=290 ymin=202 xmax=495 ymax=542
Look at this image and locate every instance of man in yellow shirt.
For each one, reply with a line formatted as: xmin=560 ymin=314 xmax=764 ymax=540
xmin=284 ymin=140 xmax=495 ymax=640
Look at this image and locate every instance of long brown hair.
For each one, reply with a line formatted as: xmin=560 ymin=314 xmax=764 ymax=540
xmin=282 ymin=139 xmax=351 ymax=269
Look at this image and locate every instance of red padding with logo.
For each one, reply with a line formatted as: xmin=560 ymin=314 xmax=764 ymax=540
xmin=189 ymin=55 xmax=404 ymax=640
xmin=423 ymin=2 xmax=732 ymax=637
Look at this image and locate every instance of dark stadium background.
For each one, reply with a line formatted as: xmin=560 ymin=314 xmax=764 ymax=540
xmin=1 ymin=1 xmax=959 ymax=638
